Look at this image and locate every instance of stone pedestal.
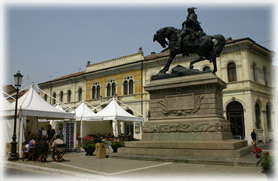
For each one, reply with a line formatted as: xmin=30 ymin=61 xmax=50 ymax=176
xmin=116 ymin=73 xmax=253 ymax=163
xmin=143 ymin=73 xmax=231 ymax=141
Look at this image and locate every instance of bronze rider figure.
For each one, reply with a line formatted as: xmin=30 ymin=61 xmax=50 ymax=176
xmin=176 ymin=7 xmax=206 ymax=51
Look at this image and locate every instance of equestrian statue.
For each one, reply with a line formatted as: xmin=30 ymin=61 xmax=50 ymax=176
xmin=153 ymin=7 xmax=225 ymax=74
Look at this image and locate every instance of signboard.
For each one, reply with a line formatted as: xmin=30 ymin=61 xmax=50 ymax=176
xmin=64 ymin=121 xmax=76 ymax=149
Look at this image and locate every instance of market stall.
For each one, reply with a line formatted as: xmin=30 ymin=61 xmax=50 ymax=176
xmin=2 ymin=84 xmax=75 ymax=157
xmin=87 ymin=98 xmax=144 ymax=137
xmin=72 ymin=101 xmax=102 ymax=139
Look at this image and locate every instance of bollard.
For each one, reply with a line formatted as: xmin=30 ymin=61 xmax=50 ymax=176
xmin=96 ymin=143 xmax=106 ymax=159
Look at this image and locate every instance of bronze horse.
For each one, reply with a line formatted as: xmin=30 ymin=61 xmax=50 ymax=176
xmin=153 ymin=27 xmax=225 ymax=73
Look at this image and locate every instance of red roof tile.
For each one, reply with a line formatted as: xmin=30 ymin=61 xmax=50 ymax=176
xmin=39 ymin=71 xmax=85 ymax=84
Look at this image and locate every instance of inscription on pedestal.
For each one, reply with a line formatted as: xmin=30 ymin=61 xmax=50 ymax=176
xmin=156 ymin=94 xmax=204 ymax=116
xmin=166 ymin=93 xmax=194 ymax=110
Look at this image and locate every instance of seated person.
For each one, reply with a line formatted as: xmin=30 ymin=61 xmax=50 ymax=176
xmin=26 ymin=135 xmax=37 ymax=160
xmin=37 ymin=136 xmax=49 ymax=162
xmin=28 ymin=136 xmax=36 ymax=152
xmin=50 ymin=135 xmax=65 ymax=161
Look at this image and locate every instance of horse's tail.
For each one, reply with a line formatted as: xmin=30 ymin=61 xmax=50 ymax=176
xmin=211 ymin=34 xmax=226 ymax=57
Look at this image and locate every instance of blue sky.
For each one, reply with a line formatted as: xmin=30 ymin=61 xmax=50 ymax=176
xmin=2 ymin=2 xmax=276 ymax=88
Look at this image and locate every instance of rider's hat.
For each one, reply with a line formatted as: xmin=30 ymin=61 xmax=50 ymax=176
xmin=187 ymin=7 xmax=197 ymax=13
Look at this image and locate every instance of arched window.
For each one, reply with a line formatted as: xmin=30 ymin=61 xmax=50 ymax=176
xmin=253 ymin=63 xmax=258 ymax=82
xmin=129 ymin=79 xmax=134 ymax=94
xmin=96 ymin=85 xmax=100 ymax=98
xmin=78 ymin=88 xmax=82 ymax=102
xmin=53 ymin=92 xmax=56 ymax=105
xmin=107 ymin=84 xmax=111 ymax=97
xmin=107 ymin=79 xmax=116 ymax=97
xmin=227 ymin=62 xmax=237 ymax=82
xmin=266 ymin=104 xmax=271 ymax=129
xmin=92 ymin=82 xmax=100 ymax=99
xmin=123 ymin=76 xmax=134 ymax=95
xmin=60 ymin=91 xmax=63 ymax=103
xmin=203 ymin=66 xmax=211 ymax=72
xmin=92 ymin=86 xmax=96 ymax=99
xmin=67 ymin=90 xmax=71 ymax=103
xmin=263 ymin=67 xmax=268 ymax=86
xmin=255 ymin=103 xmax=261 ymax=129
xmin=123 ymin=80 xmax=128 ymax=95
xmin=112 ymin=83 xmax=116 ymax=96
xmin=44 ymin=94 xmax=47 ymax=101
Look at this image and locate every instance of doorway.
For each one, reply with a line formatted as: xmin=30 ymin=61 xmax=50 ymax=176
xmin=226 ymin=101 xmax=245 ymax=139
xmin=125 ymin=109 xmax=134 ymax=136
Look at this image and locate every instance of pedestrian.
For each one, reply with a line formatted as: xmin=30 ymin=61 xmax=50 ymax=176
xmin=251 ymin=129 xmax=257 ymax=147
xmin=47 ymin=125 xmax=56 ymax=150
xmin=38 ymin=127 xmax=44 ymax=137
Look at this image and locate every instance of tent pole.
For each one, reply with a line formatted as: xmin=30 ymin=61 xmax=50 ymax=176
xmin=84 ymin=101 xmax=100 ymax=112
xmin=35 ymin=85 xmax=74 ymax=112
xmin=95 ymin=98 xmax=113 ymax=110
xmin=80 ymin=120 xmax=82 ymax=138
xmin=116 ymin=98 xmax=143 ymax=117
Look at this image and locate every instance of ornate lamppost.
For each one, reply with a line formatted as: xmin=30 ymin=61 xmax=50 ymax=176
xmin=8 ymin=71 xmax=23 ymax=161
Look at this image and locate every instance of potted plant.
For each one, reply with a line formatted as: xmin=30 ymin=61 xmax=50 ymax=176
xmin=111 ymin=141 xmax=123 ymax=152
xmin=253 ymin=147 xmax=273 ymax=173
xmin=82 ymin=135 xmax=96 ymax=156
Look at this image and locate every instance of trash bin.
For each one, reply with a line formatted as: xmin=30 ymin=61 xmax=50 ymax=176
xmin=96 ymin=143 xmax=106 ymax=159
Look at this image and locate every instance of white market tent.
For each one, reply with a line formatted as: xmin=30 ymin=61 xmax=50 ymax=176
xmin=1 ymin=94 xmax=17 ymax=156
xmin=1 ymin=94 xmax=14 ymax=142
xmin=73 ymin=101 xmax=99 ymax=121
xmin=72 ymin=101 xmax=101 ymax=138
xmin=6 ymin=84 xmax=75 ymax=119
xmin=87 ymin=98 xmax=144 ymax=137
xmin=0 ymin=93 xmax=13 ymax=111
xmin=2 ymin=84 xmax=75 ymax=157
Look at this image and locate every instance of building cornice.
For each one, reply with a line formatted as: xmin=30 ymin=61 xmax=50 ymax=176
xmin=86 ymin=49 xmax=144 ymax=72
xmin=223 ymin=38 xmax=274 ymax=59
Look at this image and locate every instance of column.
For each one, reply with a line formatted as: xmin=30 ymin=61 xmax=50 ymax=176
xmin=261 ymin=110 xmax=268 ymax=143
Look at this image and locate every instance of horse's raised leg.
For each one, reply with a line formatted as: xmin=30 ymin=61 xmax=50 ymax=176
xmin=212 ymin=58 xmax=217 ymax=74
xmin=159 ymin=52 xmax=176 ymax=73
xmin=189 ymin=57 xmax=205 ymax=69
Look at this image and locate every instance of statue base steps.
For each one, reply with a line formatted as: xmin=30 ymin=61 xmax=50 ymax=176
xmin=112 ymin=149 xmax=259 ymax=167
xmin=118 ymin=140 xmax=253 ymax=159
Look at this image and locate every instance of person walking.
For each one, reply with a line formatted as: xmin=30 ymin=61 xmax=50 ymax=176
xmin=47 ymin=125 xmax=56 ymax=150
xmin=251 ymin=129 xmax=257 ymax=147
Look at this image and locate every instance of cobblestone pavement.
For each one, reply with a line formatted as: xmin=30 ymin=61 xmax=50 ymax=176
xmin=1 ymin=143 xmax=277 ymax=181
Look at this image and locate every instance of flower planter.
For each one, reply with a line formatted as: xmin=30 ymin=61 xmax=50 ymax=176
xmin=112 ymin=146 xmax=118 ymax=153
xmin=84 ymin=147 xmax=95 ymax=156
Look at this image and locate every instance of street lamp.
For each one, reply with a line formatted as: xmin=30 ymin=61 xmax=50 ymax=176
xmin=8 ymin=71 xmax=23 ymax=161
